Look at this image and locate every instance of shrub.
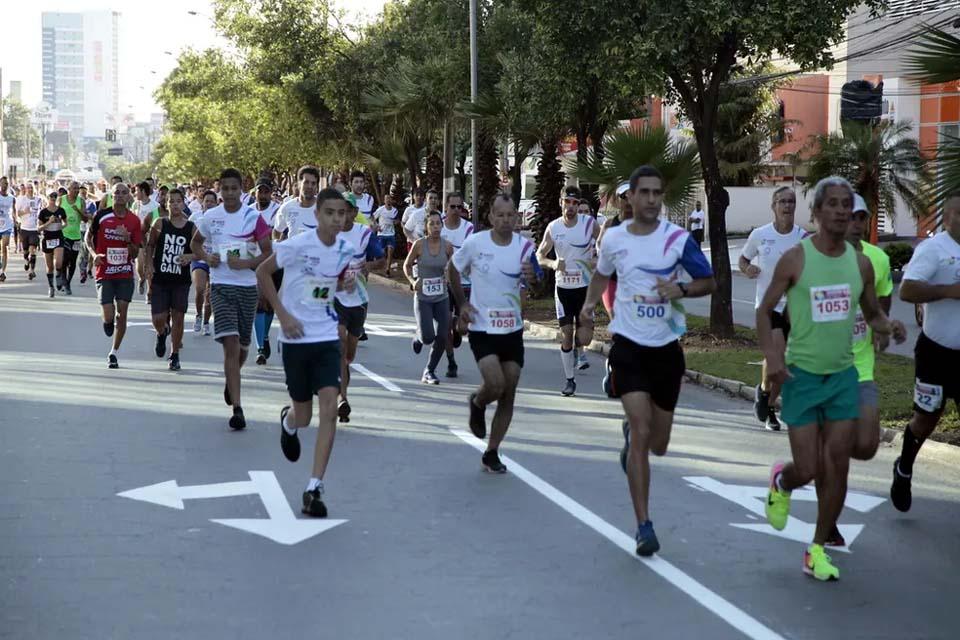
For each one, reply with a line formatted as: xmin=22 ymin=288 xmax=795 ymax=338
xmin=884 ymin=243 xmax=914 ymax=270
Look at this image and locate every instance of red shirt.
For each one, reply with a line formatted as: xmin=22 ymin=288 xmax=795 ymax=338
xmin=90 ymin=208 xmax=143 ymax=281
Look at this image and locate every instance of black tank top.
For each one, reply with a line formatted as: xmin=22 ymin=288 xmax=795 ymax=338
xmin=152 ymin=218 xmax=195 ymax=285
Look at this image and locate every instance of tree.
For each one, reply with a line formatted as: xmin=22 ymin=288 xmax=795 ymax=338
xmin=622 ymin=0 xmax=882 ymax=336
xmin=805 ymin=121 xmax=932 ymax=240
xmin=2 ymin=99 xmax=41 ymax=160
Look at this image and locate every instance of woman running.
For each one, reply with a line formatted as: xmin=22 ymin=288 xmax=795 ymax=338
xmin=38 ymin=192 xmax=66 ymax=298
xmin=188 ymin=190 xmax=218 ymax=336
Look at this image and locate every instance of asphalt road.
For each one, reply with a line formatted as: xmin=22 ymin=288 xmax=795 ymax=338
xmin=1 ymin=255 xmax=957 ymax=640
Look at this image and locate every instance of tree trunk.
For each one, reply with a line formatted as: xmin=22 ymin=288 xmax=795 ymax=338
xmin=476 ymin=129 xmax=500 ymax=228
xmin=510 ymin=145 xmax=526 ymax=208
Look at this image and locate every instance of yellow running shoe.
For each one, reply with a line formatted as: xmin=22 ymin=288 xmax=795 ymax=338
xmin=765 ymin=461 xmax=791 ymax=531
xmin=804 ymin=544 xmax=839 ymax=581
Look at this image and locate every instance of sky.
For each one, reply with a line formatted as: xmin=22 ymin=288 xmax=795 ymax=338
xmin=0 ymin=0 xmax=388 ymax=121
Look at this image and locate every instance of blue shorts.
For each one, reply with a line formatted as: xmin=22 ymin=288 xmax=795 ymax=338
xmin=378 ymin=234 xmax=396 ymax=249
xmin=0 ymin=229 xmax=12 ymax=238
xmin=191 ymin=260 xmax=209 ymax=273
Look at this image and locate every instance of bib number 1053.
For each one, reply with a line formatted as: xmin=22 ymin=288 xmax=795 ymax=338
xmin=810 ymin=285 xmax=851 ymax=323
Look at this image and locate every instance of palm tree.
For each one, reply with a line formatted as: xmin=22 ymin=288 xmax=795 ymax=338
xmin=571 ymin=124 xmax=702 ymax=211
xmin=804 ymin=121 xmax=932 ymax=242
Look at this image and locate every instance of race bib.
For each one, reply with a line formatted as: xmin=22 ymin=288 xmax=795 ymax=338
xmin=914 ymin=380 xmax=944 ymax=412
xmin=219 ymin=241 xmax=247 ymax=262
xmin=852 ymin=311 xmax=868 ymax=343
xmin=422 ymin=277 xmax=445 ymax=297
xmin=559 ymin=270 xmax=583 ymax=287
xmin=107 ymin=247 xmax=127 ymax=265
xmin=45 ymin=238 xmax=60 ymax=249
xmin=302 ymin=277 xmax=336 ymax=309
xmin=634 ymin=295 xmax=668 ymax=320
xmin=810 ymin=284 xmax=851 ymax=323
xmin=487 ymin=308 xmax=520 ymax=334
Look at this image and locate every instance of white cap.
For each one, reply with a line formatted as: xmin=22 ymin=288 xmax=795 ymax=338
xmin=853 ymin=193 xmax=868 ymax=214
xmin=615 ymin=181 xmax=630 ymax=196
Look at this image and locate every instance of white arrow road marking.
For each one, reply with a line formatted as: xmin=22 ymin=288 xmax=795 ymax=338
xmin=350 ymin=363 xmax=403 ymax=392
xmin=684 ymin=476 xmax=883 ymax=552
xmin=118 ymin=471 xmax=347 ymax=545
xmin=450 ymin=429 xmax=785 ymax=640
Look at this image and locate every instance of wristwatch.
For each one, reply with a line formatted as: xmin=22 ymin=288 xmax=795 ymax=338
xmin=677 ymin=282 xmax=688 ymax=298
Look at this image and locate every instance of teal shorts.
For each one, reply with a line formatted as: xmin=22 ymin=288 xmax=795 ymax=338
xmin=781 ymin=365 xmax=859 ymax=427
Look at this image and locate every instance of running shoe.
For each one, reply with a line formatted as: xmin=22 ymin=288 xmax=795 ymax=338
xmin=48 ymin=286 xmax=54 ymax=298
xmin=168 ymin=353 xmax=181 ymax=371
xmin=79 ymin=272 xmax=87 ymax=284
xmin=635 ymin=521 xmax=660 ymax=556
xmin=0 ymin=273 xmax=5 ymax=283
xmin=155 ymin=330 xmax=168 ymax=358
xmin=804 ymin=544 xmax=839 ymax=581
xmin=446 ymin=362 xmax=458 ymax=378
xmin=56 ymin=273 xmax=63 ymax=291
xmin=263 ymin=339 xmax=271 ymax=359
xmin=224 ymin=383 xmax=232 ymax=406
xmin=279 ymin=405 xmax=300 ymax=462
xmin=765 ymin=410 xmax=782 ymax=432
xmin=108 ymin=354 xmax=119 ymax=369
xmin=825 ymin=524 xmax=845 ymax=547
xmin=765 ymin=461 xmax=791 ymax=530
xmin=302 ymin=488 xmax=328 ymax=518
xmin=193 ymin=316 xmax=202 ymax=333
xmin=28 ymin=271 xmax=36 ymax=280
xmin=412 ymin=338 xmax=423 ymax=354
xmin=421 ymin=369 xmax=439 ymax=385
xmin=481 ymin=449 xmax=507 ymax=474
xmin=890 ymin=457 xmax=912 ymax=512
xmin=256 ymin=349 xmax=267 ymax=366
xmin=619 ymin=419 xmax=630 ymax=474
xmin=754 ymin=384 xmax=770 ymax=423
xmin=202 ymin=323 xmax=211 ymax=336
xmin=229 ymin=406 xmax=247 ymax=431
xmin=23 ymin=262 xmax=29 ymax=271
xmin=64 ymin=285 xmax=72 ymax=296
xmin=468 ymin=392 xmax=486 ymax=439
xmin=138 ymin=279 xmax=145 ymax=295
xmin=358 ymin=330 xmax=368 ymax=341
xmin=576 ymin=350 xmax=590 ymax=370
xmin=561 ymin=378 xmax=577 ymax=397
xmin=337 ymin=399 xmax=351 ymax=423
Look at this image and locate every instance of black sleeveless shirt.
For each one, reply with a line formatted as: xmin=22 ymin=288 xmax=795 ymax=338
xmin=152 ymin=218 xmax=195 ymax=285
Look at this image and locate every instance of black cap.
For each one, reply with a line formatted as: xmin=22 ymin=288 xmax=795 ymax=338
xmin=563 ymin=186 xmax=582 ymax=200
xmin=255 ymin=178 xmax=273 ymax=190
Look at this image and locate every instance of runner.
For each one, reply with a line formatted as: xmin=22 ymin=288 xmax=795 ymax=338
xmin=403 ymin=189 xmax=437 ymax=248
xmin=597 ymin=181 xmax=632 ymax=320
xmin=78 ymin=185 xmax=98 ymax=283
xmin=38 ymin=191 xmax=67 ymax=298
xmin=333 ymin=194 xmax=383 ymax=422
xmin=372 ymin=193 xmax=398 ymax=276
xmin=401 ymin=189 xmax=426 ymax=252
xmin=448 ymin=193 xmax=538 ymax=473
xmin=687 ymin=200 xmax=705 ymax=247
xmin=439 ymin=191 xmax=474 ymax=378
xmin=580 ymin=165 xmax=715 ymax=556
xmin=86 ymin=183 xmax=143 ymax=368
xmin=537 ymin=185 xmax=599 ymax=396
xmin=404 ymin=210 xmax=454 ymax=384
xmin=14 ymin=183 xmax=40 ymax=280
xmin=349 ymin=171 xmax=375 ymax=220
xmin=738 ymin=187 xmax=807 ymax=430
xmin=274 ymin=166 xmax=319 ymax=241
xmin=188 ymin=190 xmax=218 ymax=336
xmin=251 ymin=178 xmax=281 ymax=364
xmin=256 ymin=188 xmax=355 ymax=517
xmin=0 ymin=177 xmax=14 ymax=283
xmin=135 ymin=181 xmax=161 ymax=297
xmin=759 ymin=176 xmax=904 ymax=581
xmin=191 ymin=168 xmax=273 ymax=431
xmin=144 ymin=188 xmax=196 ymax=371
xmin=59 ymin=181 xmax=86 ymax=296
xmin=891 ymin=191 xmax=960 ymax=513
xmin=577 ymin=198 xmax=600 ymax=369
xmin=97 ymin=175 xmax=123 ymax=211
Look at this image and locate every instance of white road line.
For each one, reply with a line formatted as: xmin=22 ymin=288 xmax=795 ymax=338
xmin=350 ymin=363 xmax=403 ymax=392
xmin=733 ymin=298 xmax=755 ymax=306
xmin=450 ymin=428 xmax=785 ymax=640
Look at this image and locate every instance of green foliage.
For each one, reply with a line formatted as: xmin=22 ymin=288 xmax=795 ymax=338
xmin=883 ymin=243 xmax=914 ymax=271
xmin=2 ymin=99 xmax=42 ymax=159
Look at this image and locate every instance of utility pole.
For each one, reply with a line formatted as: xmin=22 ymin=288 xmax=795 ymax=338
xmin=469 ymin=0 xmax=479 ymax=228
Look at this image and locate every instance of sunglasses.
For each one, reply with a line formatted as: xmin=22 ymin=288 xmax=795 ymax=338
xmin=448 ymin=204 xmax=464 ymax=210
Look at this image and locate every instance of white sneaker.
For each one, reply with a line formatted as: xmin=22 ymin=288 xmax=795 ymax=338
xmin=193 ymin=316 xmax=202 ymax=333
xmin=202 ymin=323 xmax=211 ymax=336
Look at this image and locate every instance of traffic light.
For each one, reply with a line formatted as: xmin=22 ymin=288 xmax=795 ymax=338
xmin=105 ymin=129 xmax=117 ymax=142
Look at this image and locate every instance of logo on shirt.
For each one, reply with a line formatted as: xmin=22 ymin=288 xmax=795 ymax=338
xmin=812 ymin=288 xmax=847 ymax=302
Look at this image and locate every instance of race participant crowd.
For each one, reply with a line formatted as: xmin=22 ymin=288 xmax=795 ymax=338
xmin=1 ymin=164 xmax=957 ymax=584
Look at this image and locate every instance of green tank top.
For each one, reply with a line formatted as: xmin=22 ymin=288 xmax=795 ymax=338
xmin=61 ymin=197 xmax=83 ymax=240
xmin=785 ymin=238 xmax=863 ymax=375
xmin=106 ymin=194 xmax=113 ymax=209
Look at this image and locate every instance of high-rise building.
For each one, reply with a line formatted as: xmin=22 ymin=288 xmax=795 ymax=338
xmin=10 ymin=80 xmax=22 ymax=102
xmin=41 ymin=10 xmax=120 ymax=139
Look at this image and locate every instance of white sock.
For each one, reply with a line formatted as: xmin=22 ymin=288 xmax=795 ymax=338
xmin=282 ymin=413 xmax=297 ymax=436
xmin=560 ymin=347 xmax=575 ymax=380
xmin=109 ymin=347 xmax=118 ymax=357
xmin=306 ymin=478 xmax=323 ymax=492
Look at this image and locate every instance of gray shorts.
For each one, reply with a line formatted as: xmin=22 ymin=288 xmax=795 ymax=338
xmin=211 ymin=283 xmax=258 ymax=348
xmin=859 ymin=381 xmax=879 ymax=408
xmin=97 ymin=278 xmax=135 ymax=305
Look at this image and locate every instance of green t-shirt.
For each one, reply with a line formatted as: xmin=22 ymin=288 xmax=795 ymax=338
xmin=852 ymin=241 xmax=894 ymax=382
xmin=61 ymin=197 xmax=83 ymax=240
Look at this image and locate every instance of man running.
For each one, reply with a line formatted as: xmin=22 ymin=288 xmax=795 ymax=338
xmin=191 ymin=168 xmax=273 ymax=431
xmin=188 ymin=190 xmax=218 ymax=336
xmin=739 ymin=187 xmax=807 ymax=430
xmin=439 ymin=191 xmax=474 ymax=378
xmin=580 ymin=165 xmax=715 ymax=556
xmin=79 ymin=185 xmax=98 ymax=283
xmin=59 ymin=181 xmax=86 ymax=296
xmin=537 ymin=185 xmax=599 ymax=396
xmin=252 ymin=178 xmax=281 ymax=364
xmin=135 ymin=181 xmax=161 ymax=297
xmin=403 ymin=189 xmax=437 ymax=249
xmin=401 ymin=189 xmax=426 ymax=252
xmin=759 ymin=177 xmax=904 ymax=581
xmin=891 ymin=191 xmax=960 ymax=513
xmin=15 ymin=183 xmax=41 ymax=280
xmin=257 ymin=188 xmax=355 ymax=517
xmin=86 ymin=183 xmax=143 ymax=368
xmin=97 ymin=175 xmax=123 ymax=211
xmin=144 ymin=188 xmax=196 ymax=371
xmin=349 ymin=171 xmax=375 ymax=222
xmin=372 ymin=193 xmax=398 ymax=275
xmin=274 ymin=166 xmax=319 ymax=241
xmin=0 ymin=177 xmax=14 ymax=283
xmin=449 ymin=194 xmax=538 ymax=474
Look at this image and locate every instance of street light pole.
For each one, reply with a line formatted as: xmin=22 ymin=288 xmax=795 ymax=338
xmin=469 ymin=0 xmax=479 ymax=228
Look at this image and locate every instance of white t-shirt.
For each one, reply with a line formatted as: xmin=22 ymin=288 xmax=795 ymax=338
xmin=353 ymin=192 xmax=375 ymax=216
xmin=136 ymin=199 xmax=159 ymax=222
xmin=187 ymin=198 xmax=203 ymax=216
xmin=274 ymin=199 xmax=316 ymax=238
xmin=255 ymin=201 xmax=280 ymax=228
xmin=903 ymin=231 xmax=960 ymax=349
xmin=402 ymin=206 xmax=427 ymax=241
xmin=194 ymin=204 xmax=272 ymax=287
xmin=597 ymin=220 xmax=713 ymax=347
xmin=373 ymin=206 xmax=398 ymax=235
xmin=0 ymin=194 xmax=15 ymax=233
xmin=547 ymin=214 xmax=597 ymax=289
xmin=16 ymin=196 xmax=41 ymax=231
xmin=275 ymin=230 xmax=356 ymax=344
xmin=441 ymin=218 xmax=474 ymax=286
xmin=451 ymin=231 xmax=535 ymax=334
xmin=688 ymin=209 xmax=705 ymax=231
xmin=334 ymin=223 xmax=374 ymax=308
xmin=740 ymin=223 xmax=808 ymax=313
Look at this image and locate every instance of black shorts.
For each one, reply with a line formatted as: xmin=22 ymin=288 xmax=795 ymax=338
xmin=41 ymin=232 xmax=63 ymax=253
xmin=282 ymin=340 xmax=341 ymax=402
xmin=913 ymin=332 xmax=960 ymax=414
xmin=607 ymin=335 xmax=686 ymax=411
xmin=555 ymin=286 xmax=589 ymax=327
xmin=691 ymin=229 xmax=704 ymax=245
xmin=151 ymin=281 xmax=191 ymax=314
xmin=771 ymin=309 xmax=790 ymax=340
xmin=469 ymin=329 xmax=524 ymax=368
xmin=335 ymin=300 xmax=367 ymax=338
xmin=20 ymin=230 xmax=39 ymax=248
xmin=97 ymin=278 xmax=135 ymax=305
xmin=258 ymin=268 xmax=284 ymax=312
